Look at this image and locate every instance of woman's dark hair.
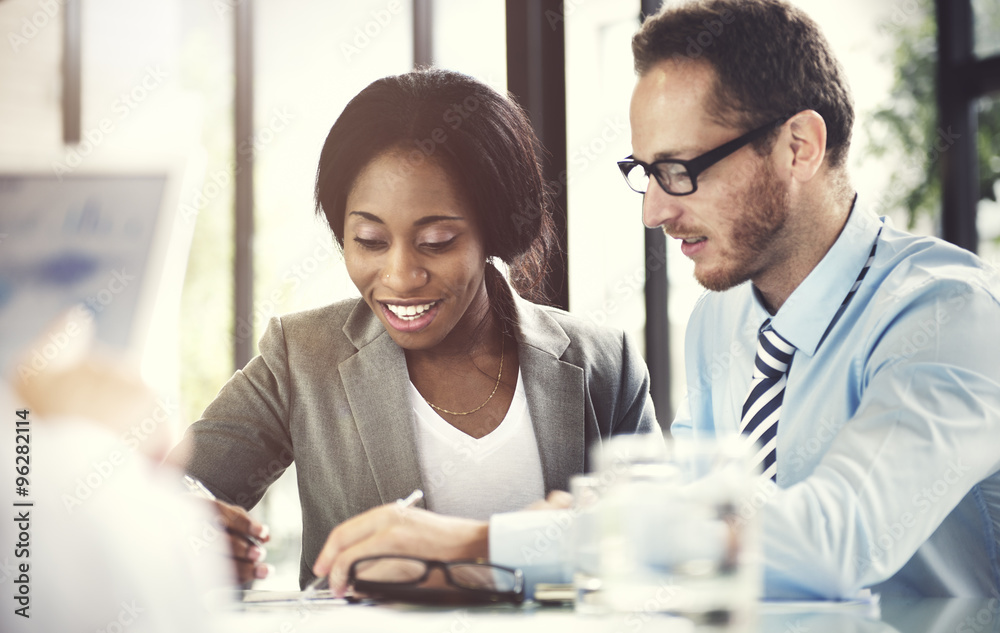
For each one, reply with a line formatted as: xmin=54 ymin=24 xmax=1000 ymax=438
xmin=314 ymin=69 xmax=557 ymax=333
xmin=633 ymin=0 xmax=854 ymax=168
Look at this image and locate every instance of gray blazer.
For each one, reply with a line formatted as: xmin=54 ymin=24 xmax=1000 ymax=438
xmin=178 ymin=290 xmax=657 ymax=585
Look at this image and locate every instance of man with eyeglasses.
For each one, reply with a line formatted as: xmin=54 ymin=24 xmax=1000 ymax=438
xmin=313 ymin=0 xmax=1000 ymax=600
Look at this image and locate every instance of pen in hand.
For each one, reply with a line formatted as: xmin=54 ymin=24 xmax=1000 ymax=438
xmin=183 ymin=475 xmax=265 ymax=547
xmin=303 ymin=489 xmax=425 ymax=596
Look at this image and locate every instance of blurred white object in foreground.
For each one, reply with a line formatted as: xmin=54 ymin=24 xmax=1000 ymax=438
xmin=0 ymin=382 xmax=233 ymax=632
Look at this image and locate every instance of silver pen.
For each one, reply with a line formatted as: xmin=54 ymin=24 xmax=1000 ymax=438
xmin=183 ymin=475 xmax=217 ymax=500
xmin=183 ymin=475 xmax=263 ymax=548
xmin=303 ymin=489 xmax=424 ymax=596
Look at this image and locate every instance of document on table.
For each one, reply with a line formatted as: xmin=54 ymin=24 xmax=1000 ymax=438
xmin=761 ymin=592 xmax=881 ymax=619
xmin=238 ymin=589 xmax=359 ymax=607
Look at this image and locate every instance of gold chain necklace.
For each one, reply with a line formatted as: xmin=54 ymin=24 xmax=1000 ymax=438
xmin=424 ymin=337 xmax=505 ymax=416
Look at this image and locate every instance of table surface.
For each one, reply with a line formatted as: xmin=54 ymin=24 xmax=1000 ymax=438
xmin=216 ymin=593 xmax=1000 ymax=633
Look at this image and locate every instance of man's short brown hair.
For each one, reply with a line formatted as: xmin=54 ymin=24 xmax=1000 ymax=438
xmin=633 ymin=0 xmax=854 ymax=168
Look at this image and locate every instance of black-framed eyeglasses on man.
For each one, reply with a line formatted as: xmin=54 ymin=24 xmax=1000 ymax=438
xmin=617 ymin=115 xmax=791 ymax=196
xmin=347 ymin=556 xmax=525 ymax=605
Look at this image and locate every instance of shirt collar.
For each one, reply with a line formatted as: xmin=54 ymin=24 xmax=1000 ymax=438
xmin=751 ymin=195 xmax=883 ymax=357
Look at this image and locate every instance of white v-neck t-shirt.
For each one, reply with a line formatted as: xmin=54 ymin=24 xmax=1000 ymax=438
xmin=408 ymin=371 xmax=545 ymax=521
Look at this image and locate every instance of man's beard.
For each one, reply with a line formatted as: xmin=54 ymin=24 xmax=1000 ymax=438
xmin=694 ymin=160 xmax=790 ymax=292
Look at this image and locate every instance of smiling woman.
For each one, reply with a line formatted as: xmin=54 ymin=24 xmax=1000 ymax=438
xmin=343 ymin=153 xmax=488 ymax=355
xmin=170 ymin=69 xmax=658 ymax=590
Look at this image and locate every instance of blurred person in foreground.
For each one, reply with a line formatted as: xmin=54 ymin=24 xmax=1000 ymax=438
xmin=311 ymin=0 xmax=1000 ymax=600
xmin=0 ymin=310 xmax=232 ymax=633
xmin=170 ymin=69 xmax=658 ymax=588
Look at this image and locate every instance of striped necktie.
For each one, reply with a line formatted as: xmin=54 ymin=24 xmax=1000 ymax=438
xmin=740 ymin=225 xmax=883 ymax=481
xmin=739 ymin=321 xmax=795 ymax=481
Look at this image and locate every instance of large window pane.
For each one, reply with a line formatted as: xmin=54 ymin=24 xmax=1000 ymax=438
xmin=177 ymin=0 xmax=235 ymax=433
xmin=565 ymin=1 xmax=648 ymax=375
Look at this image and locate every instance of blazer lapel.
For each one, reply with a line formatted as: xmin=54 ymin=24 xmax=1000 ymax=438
xmin=339 ymin=301 xmax=425 ymax=506
xmin=514 ymin=295 xmax=586 ymax=492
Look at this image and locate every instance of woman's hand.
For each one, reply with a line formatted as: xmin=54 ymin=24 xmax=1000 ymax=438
xmin=311 ymin=491 xmax=571 ymax=596
xmin=522 ymin=490 xmax=573 ymax=511
xmin=209 ymin=499 xmax=272 ymax=585
xmin=312 ymin=503 xmax=488 ymax=597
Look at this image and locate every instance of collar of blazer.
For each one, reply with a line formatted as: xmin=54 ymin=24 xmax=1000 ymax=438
xmin=338 ymin=278 xmax=586 ymax=504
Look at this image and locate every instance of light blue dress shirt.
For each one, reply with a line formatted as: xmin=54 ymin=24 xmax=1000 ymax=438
xmin=673 ymin=200 xmax=1000 ymax=598
xmin=491 ymin=200 xmax=1000 ymax=599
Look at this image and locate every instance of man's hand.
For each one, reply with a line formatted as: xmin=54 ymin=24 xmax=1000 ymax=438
xmin=209 ymin=499 xmax=272 ymax=585
xmin=312 ymin=503 xmax=488 ymax=597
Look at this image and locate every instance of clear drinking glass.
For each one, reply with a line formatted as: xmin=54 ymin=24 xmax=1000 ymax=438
xmin=597 ymin=435 xmax=761 ymax=624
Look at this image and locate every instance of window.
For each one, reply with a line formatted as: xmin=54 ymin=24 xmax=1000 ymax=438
xmin=564 ymin=1 xmax=649 ymax=382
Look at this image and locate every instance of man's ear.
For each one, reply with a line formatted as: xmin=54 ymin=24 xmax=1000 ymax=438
xmin=776 ymin=109 xmax=827 ymax=182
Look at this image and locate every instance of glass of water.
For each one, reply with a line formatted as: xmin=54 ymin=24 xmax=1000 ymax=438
xmin=597 ymin=435 xmax=761 ymax=623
